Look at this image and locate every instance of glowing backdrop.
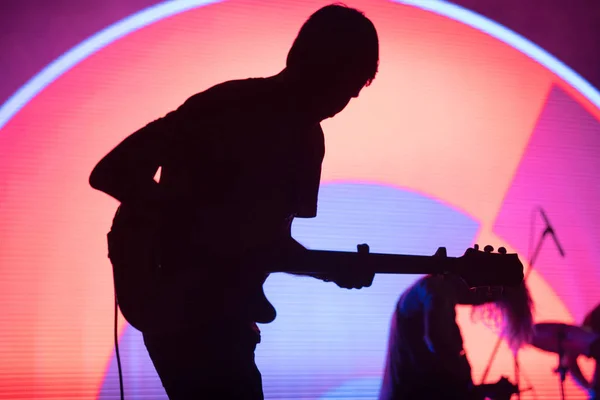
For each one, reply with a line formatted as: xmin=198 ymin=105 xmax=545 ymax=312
xmin=1 ymin=0 xmax=600 ymax=399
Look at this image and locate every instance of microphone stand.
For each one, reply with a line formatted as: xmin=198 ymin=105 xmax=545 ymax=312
xmin=556 ymin=326 xmax=568 ymax=400
xmin=479 ymin=226 xmax=552 ymax=387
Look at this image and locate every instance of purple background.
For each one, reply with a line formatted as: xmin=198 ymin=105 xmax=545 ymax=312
xmin=1 ymin=0 xmax=600 ymax=108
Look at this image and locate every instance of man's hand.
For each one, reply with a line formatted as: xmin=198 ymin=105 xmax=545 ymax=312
xmin=328 ymin=243 xmax=375 ymax=289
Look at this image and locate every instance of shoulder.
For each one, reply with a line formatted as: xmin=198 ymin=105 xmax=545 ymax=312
xmin=176 ymin=78 xmax=268 ymax=114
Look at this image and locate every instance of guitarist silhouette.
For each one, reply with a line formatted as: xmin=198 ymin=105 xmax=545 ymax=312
xmin=90 ymin=5 xmax=380 ymax=399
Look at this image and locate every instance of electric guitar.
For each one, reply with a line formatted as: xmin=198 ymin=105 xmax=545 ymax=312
xmin=107 ymin=204 xmax=524 ymax=334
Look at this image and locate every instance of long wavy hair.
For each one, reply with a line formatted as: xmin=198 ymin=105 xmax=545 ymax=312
xmin=471 ymin=282 xmax=535 ymax=353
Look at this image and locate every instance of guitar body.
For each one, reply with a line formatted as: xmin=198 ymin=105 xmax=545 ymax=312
xmin=107 ymin=205 xmax=166 ymax=332
xmin=107 ymin=204 xmax=277 ymax=333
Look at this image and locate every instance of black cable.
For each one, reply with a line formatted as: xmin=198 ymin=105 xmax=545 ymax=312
xmin=115 ymin=294 xmax=125 ymax=400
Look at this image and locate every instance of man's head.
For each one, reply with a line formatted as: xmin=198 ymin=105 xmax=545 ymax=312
xmin=285 ymin=3 xmax=379 ymax=120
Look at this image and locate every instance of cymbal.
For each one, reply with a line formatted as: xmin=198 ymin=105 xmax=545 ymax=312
xmin=531 ymin=322 xmax=599 ymax=356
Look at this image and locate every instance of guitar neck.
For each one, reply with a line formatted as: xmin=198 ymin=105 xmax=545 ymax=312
xmin=267 ymin=249 xmax=461 ymax=275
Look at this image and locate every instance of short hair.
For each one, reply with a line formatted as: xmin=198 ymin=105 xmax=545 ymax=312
xmin=286 ymin=3 xmax=379 ymax=87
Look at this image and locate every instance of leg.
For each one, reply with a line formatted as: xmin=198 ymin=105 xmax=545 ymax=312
xmin=143 ymin=325 xmax=263 ymax=400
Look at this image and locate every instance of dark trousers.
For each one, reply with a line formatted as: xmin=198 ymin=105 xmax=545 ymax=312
xmin=143 ymin=323 xmax=263 ymax=400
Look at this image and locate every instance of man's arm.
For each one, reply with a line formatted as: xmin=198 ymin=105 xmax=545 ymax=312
xmin=278 ymin=220 xmax=327 ymax=280
xmin=89 ymin=116 xmax=168 ymax=208
xmin=282 ymin=125 xmax=372 ymax=289
xmin=280 ymin=226 xmax=372 ymax=289
xmin=89 ymin=90 xmax=211 ymax=206
xmin=471 ymin=377 xmax=519 ymax=400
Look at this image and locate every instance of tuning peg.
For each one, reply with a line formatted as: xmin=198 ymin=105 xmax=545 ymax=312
xmin=434 ymin=247 xmax=447 ymax=257
xmin=473 ymin=244 xmax=480 ymax=251
xmin=357 ymin=243 xmax=370 ymax=254
xmin=498 ymin=247 xmax=507 ymax=254
xmin=484 ymin=245 xmax=494 ymax=253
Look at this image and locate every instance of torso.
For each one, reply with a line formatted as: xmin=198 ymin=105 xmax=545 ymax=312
xmin=149 ymin=78 xmax=325 ymax=325
xmin=159 ymin=77 xmax=325 ymax=257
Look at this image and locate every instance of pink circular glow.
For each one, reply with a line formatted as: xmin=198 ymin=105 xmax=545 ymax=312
xmin=1 ymin=1 xmax=599 ymax=398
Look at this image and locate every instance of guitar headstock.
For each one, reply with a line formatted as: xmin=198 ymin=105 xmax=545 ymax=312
xmin=454 ymin=244 xmax=524 ymax=290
